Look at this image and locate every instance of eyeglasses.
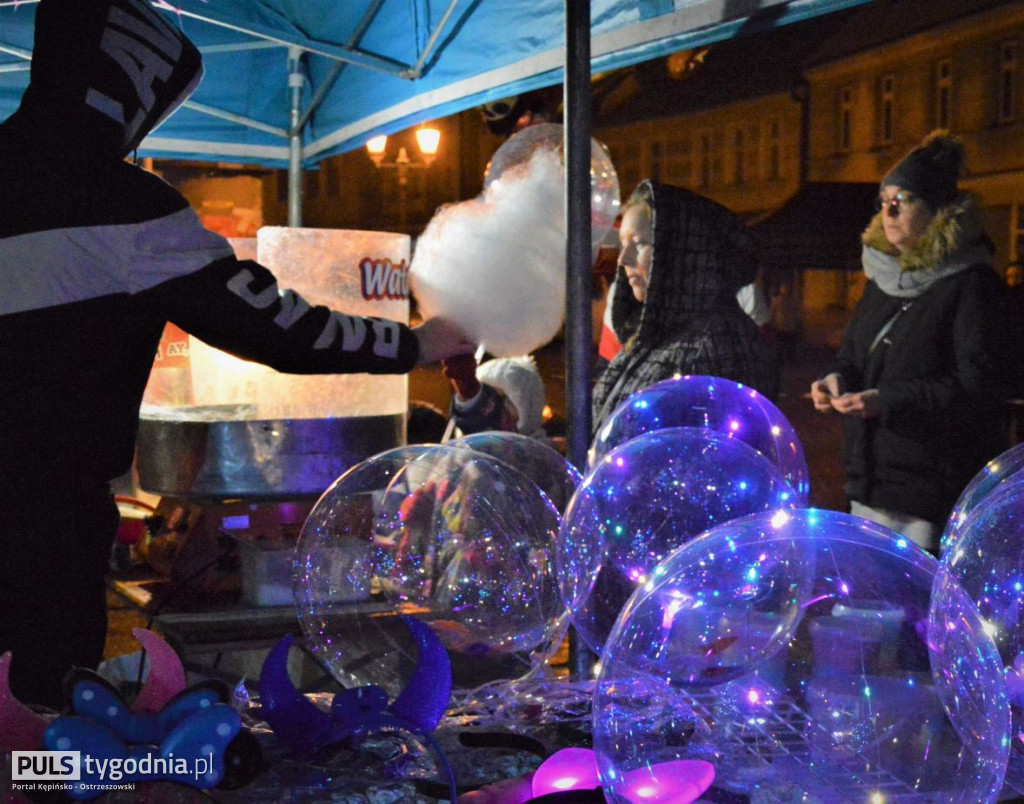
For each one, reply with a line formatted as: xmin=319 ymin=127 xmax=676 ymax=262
xmin=875 ymin=191 xmax=918 ymax=217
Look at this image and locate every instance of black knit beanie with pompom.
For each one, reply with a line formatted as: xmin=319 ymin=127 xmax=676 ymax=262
xmin=881 ymin=130 xmax=965 ymax=210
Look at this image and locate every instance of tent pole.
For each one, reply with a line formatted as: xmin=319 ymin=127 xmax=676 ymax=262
xmin=564 ymin=0 xmax=596 ymax=682
xmin=287 ymin=46 xmax=304 ymax=227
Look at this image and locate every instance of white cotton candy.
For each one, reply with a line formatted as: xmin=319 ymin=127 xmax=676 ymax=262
xmin=410 ymin=148 xmax=566 ymax=357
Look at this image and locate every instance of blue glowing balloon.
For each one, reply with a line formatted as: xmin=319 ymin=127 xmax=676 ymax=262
xmin=594 ymin=509 xmax=1009 ymax=803
xmin=936 ymin=473 xmax=1024 ymax=793
xmin=941 ymin=441 xmax=1024 ymax=554
xmin=558 ymin=426 xmax=798 ymax=656
xmin=449 ymin=430 xmax=582 ymax=513
xmin=590 ymin=375 xmax=809 ymax=505
xmin=294 ymin=444 xmax=564 ymax=697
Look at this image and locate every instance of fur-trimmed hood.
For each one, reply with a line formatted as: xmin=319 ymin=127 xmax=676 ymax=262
xmin=861 ymin=193 xmax=988 ymax=273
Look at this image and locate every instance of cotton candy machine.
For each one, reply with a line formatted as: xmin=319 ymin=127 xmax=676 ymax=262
xmin=136 ymin=228 xmax=410 ymax=500
xmin=131 ymin=228 xmax=411 ymax=607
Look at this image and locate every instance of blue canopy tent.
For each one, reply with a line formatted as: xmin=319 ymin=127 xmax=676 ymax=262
xmin=1 ymin=0 xmax=866 ymax=181
xmin=0 ymin=0 xmax=866 ymax=467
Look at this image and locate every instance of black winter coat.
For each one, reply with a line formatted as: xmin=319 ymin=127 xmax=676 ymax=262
xmin=832 ymin=199 xmax=1008 ymax=524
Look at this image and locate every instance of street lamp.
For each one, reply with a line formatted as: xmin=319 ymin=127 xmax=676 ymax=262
xmin=366 ymin=125 xmax=441 ymax=230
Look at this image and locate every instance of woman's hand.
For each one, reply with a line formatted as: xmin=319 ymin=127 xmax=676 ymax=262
xmin=810 ymin=373 xmax=844 ymax=412
xmin=831 ymin=388 xmax=882 ymax=419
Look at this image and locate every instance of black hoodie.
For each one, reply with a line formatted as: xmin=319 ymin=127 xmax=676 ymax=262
xmin=0 ymin=0 xmax=419 ymax=489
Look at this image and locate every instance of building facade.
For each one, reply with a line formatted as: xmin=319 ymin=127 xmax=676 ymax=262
xmin=185 ymin=1 xmax=1024 ymax=295
xmin=805 ymin=0 xmax=1024 ymax=272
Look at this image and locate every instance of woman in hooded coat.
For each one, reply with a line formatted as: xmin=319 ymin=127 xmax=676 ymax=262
xmin=592 ymin=180 xmax=776 ymax=431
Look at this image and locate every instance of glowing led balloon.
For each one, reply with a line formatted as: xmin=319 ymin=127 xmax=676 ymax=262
xmin=589 ymin=375 xmax=809 ymax=504
xmin=941 ymin=441 xmax=1024 ymax=554
xmin=484 ymin=121 xmax=620 ymax=257
xmin=557 ymin=427 xmax=797 ymax=656
xmin=935 ymin=473 xmax=1024 ymax=793
xmin=449 ymin=430 xmax=582 ymax=513
xmin=593 ymin=509 xmax=1009 ymax=803
xmin=294 ymin=444 xmax=564 ymax=698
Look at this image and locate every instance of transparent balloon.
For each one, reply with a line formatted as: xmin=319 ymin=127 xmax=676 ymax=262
xmin=484 ymin=122 xmax=620 ymax=258
xmin=941 ymin=441 xmax=1024 ymax=554
xmin=590 ymin=375 xmax=810 ymax=504
xmin=449 ymin=430 xmax=582 ymax=513
xmin=936 ymin=473 xmax=1024 ymax=793
xmin=593 ymin=509 xmax=1009 ymax=804
xmin=294 ymin=444 xmax=565 ymax=698
xmin=557 ymin=427 xmax=798 ymax=656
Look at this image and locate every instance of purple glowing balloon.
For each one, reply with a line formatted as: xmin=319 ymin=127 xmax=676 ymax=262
xmin=935 ymin=473 xmax=1024 ymax=794
xmin=941 ymin=441 xmax=1024 ymax=554
xmin=294 ymin=444 xmax=564 ymax=695
xmin=616 ymin=760 xmax=715 ymax=803
xmin=593 ymin=509 xmax=1008 ymax=802
xmin=590 ymin=375 xmax=809 ymax=505
xmin=558 ymin=427 xmax=797 ymax=656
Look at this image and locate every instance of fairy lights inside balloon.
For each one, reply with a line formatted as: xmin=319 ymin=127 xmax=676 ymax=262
xmin=589 ymin=376 xmax=810 ymax=504
xmin=592 ymin=509 xmax=1009 ymax=802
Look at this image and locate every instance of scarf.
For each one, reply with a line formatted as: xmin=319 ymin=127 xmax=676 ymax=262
xmin=862 ymin=242 xmax=993 ymax=298
xmin=860 ymin=193 xmax=993 ymax=298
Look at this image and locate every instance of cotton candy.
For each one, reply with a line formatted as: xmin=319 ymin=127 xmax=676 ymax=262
xmin=410 ymin=148 xmax=566 ymax=357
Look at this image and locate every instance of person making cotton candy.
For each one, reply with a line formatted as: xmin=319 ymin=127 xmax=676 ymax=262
xmin=0 ymin=0 xmax=473 ymax=709
xmin=810 ymin=131 xmax=1007 ymax=553
xmin=591 ymin=180 xmax=776 ymax=431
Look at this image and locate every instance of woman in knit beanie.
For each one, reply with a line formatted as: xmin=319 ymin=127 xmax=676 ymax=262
xmin=809 ymin=131 xmax=1008 ymax=554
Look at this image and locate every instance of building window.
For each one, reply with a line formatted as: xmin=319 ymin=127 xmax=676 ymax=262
xmin=935 ymin=58 xmax=952 ymax=129
xmin=878 ymin=74 xmax=895 ymax=144
xmin=304 ymin=170 xmax=320 ymax=201
xmin=325 ymin=163 xmax=341 ymax=198
xmin=711 ymin=128 xmax=724 ymax=187
xmin=998 ymin=40 xmax=1018 ymax=124
xmin=663 ymin=136 xmax=692 ymax=186
xmin=611 ymin=144 xmax=640 ymax=193
xmin=767 ymin=119 xmax=782 ymax=179
xmin=1015 ymin=204 xmax=1024 ymax=263
xmin=733 ymin=128 xmax=745 ymax=185
xmin=839 ymin=86 xmax=853 ymax=151
xmin=745 ymin=125 xmax=759 ymax=183
xmin=650 ymin=140 xmax=663 ymax=183
xmin=699 ymin=132 xmax=712 ymax=188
